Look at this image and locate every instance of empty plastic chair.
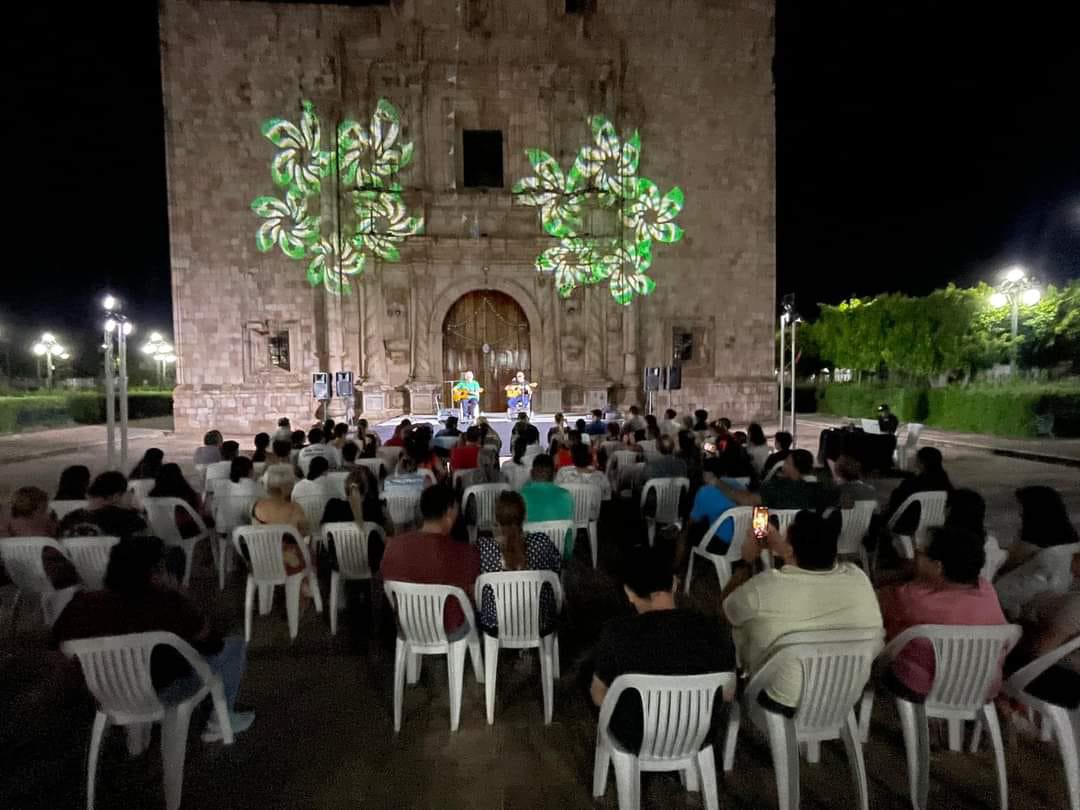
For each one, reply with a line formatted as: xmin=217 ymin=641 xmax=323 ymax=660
xmin=562 ymin=483 xmax=602 ymax=567
xmin=723 ymin=628 xmax=884 ymax=810
xmin=640 ymin=476 xmax=689 ymax=547
xmin=475 ymin=571 xmax=564 ymax=724
xmin=593 ymin=672 xmax=735 ymax=810
xmin=381 ymin=489 xmax=422 ymax=534
xmin=211 ymin=492 xmax=261 ymax=590
xmin=232 ymin=525 xmax=322 ymax=642
xmin=685 ymin=506 xmax=754 ymax=593
xmin=858 ymin=623 xmax=1022 ymax=810
xmin=293 ymin=492 xmax=330 ymax=546
xmin=384 ymin=581 xmax=484 ymax=732
xmin=888 ymin=491 xmax=948 ymax=559
xmin=325 ymin=471 xmax=350 ymax=500
xmin=143 ymin=497 xmax=212 ymax=587
xmin=837 ymin=501 xmax=876 ymax=573
xmin=524 ymin=520 xmax=576 ymax=562
xmin=61 ymin=631 xmax=233 ymax=810
xmin=355 ymin=458 xmax=387 ymax=489
xmin=323 ymin=521 xmax=384 ymax=636
xmin=462 ymin=483 xmax=510 ymax=545
xmin=63 ymin=536 xmax=120 ymax=591
xmin=0 ymin=536 xmax=73 ymax=628
xmin=50 ymin=499 xmax=88 ymax=521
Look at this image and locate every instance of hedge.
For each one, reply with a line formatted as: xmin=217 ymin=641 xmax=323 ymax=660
xmin=65 ymin=392 xmax=174 ymax=425
xmin=815 ymin=383 xmax=1080 ymax=438
xmin=0 ymin=392 xmax=173 ymax=434
xmin=0 ymin=396 xmax=73 ymax=433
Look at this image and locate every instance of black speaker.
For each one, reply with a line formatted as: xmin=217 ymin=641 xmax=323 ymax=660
xmin=644 ymin=367 xmax=662 ymax=391
xmin=666 ymin=366 xmax=682 ymax=391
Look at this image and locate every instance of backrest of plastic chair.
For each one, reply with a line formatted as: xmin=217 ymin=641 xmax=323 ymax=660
xmin=454 ymin=468 xmax=485 ymax=493
xmin=127 ymin=479 xmax=155 ymax=509
xmin=204 ymin=476 xmax=232 ymax=505
xmin=475 ymin=571 xmax=563 ymax=645
xmin=980 ymin=539 xmax=1008 ymax=583
xmin=63 ymin=535 xmax=119 ymax=591
xmin=772 ymin=509 xmax=800 ymax=534
xmin=463 ymin=483 xmax=510 ymax=528
xmin=699 ymin=506 xmax=753 ymax=561
xmin=600 ymin=672 xmax=734 ymax=761
xmin=326 ymin=471 xmax=350 ymax=499
xmin=323 ymin=521 xmax=381 ymax=579
xmin=642 ymin=477 xmax=689 ymax=524
xmin=895 ymin=624 xmax=1022 ymax=712
xmin=563 ymin=483 xmax=602 ymax=525
xmin=383 ymin=488 xmax=421 ymax=526
xmin=143 ymin=497 xmax=190 ymax=545
xmin=503 ymin=462 xmax=531 ymax=492
xmin=837 ymin=501 xmax=876 ymax=556
xmin=214 ymin=493 xmax=260 ymax=536
xmin=0 ymin=537 xmax=65 ymax=594
xmin=523 ymin=520 xmax=575 ymax=555
xmin=762 ymin=464 xmax=782 ymax=483
xmin=232 ymin=525 xmax=294 ymax=581
xmin=912 ymin=491 xmax=947 ymax=533
xmin=61 ymin=631 xmax=206 ymax=719
xmin=731 ymin=477 xmax=751 ymax=487
xmin=356 ymin=457 xmax=386 ymax=481
xmin=377 ymin=446 xmax=404 ymax=468
xmin=205 ymin=463 xmax=231 ymax=484
xmin=611 ymin=450 xmax=638 ymax=472
xmin=385 ymin=581 xmax=469 ymax=645
xmin=293 ymin=492 xmax=329 ymax=535
xmin=1006 ymin=633 xmax=1080 ymax=694
xmin=50 ymin=500 xmax=88 ymax=521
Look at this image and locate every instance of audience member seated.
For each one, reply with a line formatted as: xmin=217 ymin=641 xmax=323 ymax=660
xmin=550 ymin=438 xmax=572 ymax=470
xmin=692 ymin=409 xmax=709 ymax=433
xmin=298 ymin=427 xmax=341 ymax=476
xmin=355 ymin=418 xmax=380 ymax=457
xmin=150 ymin=463 xmax=214 ymax=535
xmin=746 ymin=423 xmax=770 ymax=473
xmin=380 ymin=486 xmax=479 ymax=636
xmin=555 ymin=442 xmax=612 ymax=500
xmin=193 ymin=430 xmax=224 ymax=466
xmin=289 ymin=430 xmax=307 ymax=467
xmin=267 ymin=439 xmax=293 ymax=468
xmin=476 ymin=417 xmax=502 ymax=453
xmin=292 ymin=456 xmax=331 ymax=502
xmin=660 ymin=408 xmax=680 ymax=437
xmin=502 ymin=438 xmax=533 ymax=492
xmin=435 ymin=416 xmax=462 ymax=439
xmin=228 ymin=457 xmax=262 ymax=496
xmin=592 ymin=545 xmax=734 ymax=751
xmin=60 ymin=472 xmax=148 ymax=540
xmin=943 ymin=488 xmax=1004 ymax=578
xmin=547 ymin=412 xmax=569 ymax=445
xmin=251 ymin=432 xmax=271 ymax=464
xmin=205 ymin=440 xmax=240 ymax=484
xmin=406 ymin=426 xmax=446 ymax=482
xmin=340 ymin=441 xmax=361 ymax=471
xmin=130 ymin=448 xmax=165 ymax=481
xmin=55 ymin=465 xmax=92 ymax=502
xmin=476 ymin=447 xmax=505 ymax=484
xmin=685 ymin=456 xmax=747 ymax=554
xmin=876 ymin=526 xmax=1006 ymax=699
xmin=883 ymin=446 xmax=953 ymax=535
xmin=1001 ymin=485 xmax=1079 ymax=571
xmin=722 ymin=511 xmax=882 ymax=714
xmin=676 ymin=431 xmax=704 ymax=493
xmin=585 ymin=409 xmax=607 ymax=437
xmin=834 ymin=454 xmax=878 ymax=509
xmin=478 ymin=492 xmax=560 ymax=635
xmin=251 ymin=466 xmax=310 ymax=575
xmin=450 ymin=426 xmax=482 ymax=471
xmin=331 ymin=422 xmax=350 ymax=450
xmin=385 ymin=455 xmax=428 ymax=493
xmin=762 ymin=431 xmax=793 ymax=475
xmin=520 ymin=454 xmax=574 ymax=523
xmin=717 ymin=449 xmax=835 ymax=512
xmin=642 ymin=435 xmax=688 ymax=482
xmin=273 ymin=417 xmax=292 ymax=444
xmin=53 ymin=536 xmax=253 ymax=741
xmin=322 ymin=467 xmax=385 ymax=528
xmin=2 ymin=486 xmax=78 ymax=590
xmin=510 ymin=413 xmax=541 ymax=447
xmin=623 ymin=405 xmax=646 ymax=435
xmin=384 ymin=420 xmax=411 ymax=448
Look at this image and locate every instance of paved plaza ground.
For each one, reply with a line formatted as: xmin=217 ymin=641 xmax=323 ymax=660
xmin=1 ymin=419 xmax=1078 ymax=809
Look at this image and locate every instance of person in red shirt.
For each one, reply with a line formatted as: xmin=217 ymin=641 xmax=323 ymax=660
xmin=384 ymin=419 xmax=412 ymax=448
xmin=450 ymin=426 xmax=482 ymax=471
xmin=380 ymin=485 xmax=480 ymax=635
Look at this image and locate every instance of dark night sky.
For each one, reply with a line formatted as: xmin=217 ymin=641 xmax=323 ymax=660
xmin=5 ymin=2 xmax=1080 ymax=373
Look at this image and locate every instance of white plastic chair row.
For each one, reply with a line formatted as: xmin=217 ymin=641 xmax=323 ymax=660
xmin=888 ymin=491 xmax=948 ymax=560
xmin=143 ymin=497 xmax=212 ymax=588
xmin=211 ymin=492 xmax=262 ymax=590
xmin=641 ymin=476 xmax=689 ymax=547
xmin=1 ymin=536 xmax=82 ymax=628
xmin=127 ymin=479 xmax=156 ymax=511
xmin=462 ymin=483 xmax=510 ymax=545
xmin=524 ymin=520 xmax=575 ymax=561
xmin=563 ymin=482 xmax=602 ymax=567
xmin=837 ymin=501 xmax=876 ymax=573
xmin=232 ymin=525 xmax=323 ymax=642
xmin=63 ymin=536 xmax=120 ymax=591
xmin=685 ymin=506 xmax=754 ymax=593
xmin=381 ymin=488 xmax=422 ymax=534
xmin=323 ymin=521 xmax=384 ymax=636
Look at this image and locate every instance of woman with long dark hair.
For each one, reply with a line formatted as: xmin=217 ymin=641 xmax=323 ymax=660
xmin=149 ymin=463 xmax=212 ymax=536
xmin=130 ymin=448 xmax=165 ymax=481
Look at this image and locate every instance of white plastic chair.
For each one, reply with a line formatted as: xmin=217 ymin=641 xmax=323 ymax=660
xmin=211 ymin=492 xmax=261 ymax=590
xmin=323 ymin=521 xmax=384 ymax=636
xmin=61 ymin=631 xmax=233 ymax=810
xmin=762 ymin=464 xmax=782 ymax=483
xmin=381 ymin=488 xmax=422 ymax=534
xmin=0 ymin=536 xmax=73 ymax=627
xmin=475 ymin=571 xmax=564 ymax=724
xmin=452 ymin=467 xmax=486 ymax=496
xmin=997 ymin=634 xmax=1080 ymax=810
xmin=593 ymin=672 xmax=735 ymax=810
xmin=202 ymin=461 xmax=231 ymax=495
xmin=723 ymin=628 xmax=884 ymax=810
xmin=232 ymin=525 xmax=322 ymax=642
xmin=684 ymin=506 xmax=754 ymax=593
xmin=888 ymin=491 xmax=948 ymax=559
xmin=462 ymin=483 xmax=511 ymax=544
xmin=143 ymin=497 xmax=212 ymax=587
xmin=50 ymin=499 xmax=88 ymax=521
xmin=857 ymin=624 xmax=1022 ymax=810
xmin=127 ymin=479 xmax=156 ymax=511
xmin=293 ymin=492 xmax=330 ymax=545
xmin=895 ymin=423 xmax=924 ymax=471
xmin=325 ymin=471 xmax=350 ymax=499
xmin=563 ymin=483 xmax=602 ymax=567
xmin=608 ymin=450 xmax=641 ymax=495
xmin=980 ymin=537 xmax=1008 ymax=583
xmin=640 ymin=476 xmax=689 ymax=547
xmin=377 ymin=446 xmax=404 ymax=471
xmin=502 ymin=461 xmax=532 ymax=492
xmin=524 ymin=520 xmax=575 ymax=560
xmin=62 ymin=536 xmax=119 ymax=591
xmin=837 ymin=501 xmax=876 ymax=573
xmin=355 ymin=457 xmax=387 ymax=489
xmin=384 ymin=581 xmax=484 ymax=732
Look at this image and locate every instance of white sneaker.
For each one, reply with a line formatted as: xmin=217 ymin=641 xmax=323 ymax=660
xmin=201 ymin=710 xmax=255 ymax=743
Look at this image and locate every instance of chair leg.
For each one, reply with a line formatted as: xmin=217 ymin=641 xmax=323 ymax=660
xmin=611 ymin=750 xmax=641 ymax=810
xmin=763 ymin=710 xmax=800 ymax=810
xmin=1048 ymin=708 xmax=1080 ymax=810
xmin=86 ymin=712 xmax=109 ymax=810
xmin=216 ymin=537 xmax=227 ymax=591
xmin=160 ymin=704 xmax=194 ymax=810
xmin=448 ymin=640 xmax=468 ymax=732
xmin=243 ymin=577 xmax=255 ymax=643
xmin=806 ymin=740 xmax=821 ymax=764
xmin=685 ymin=550 xmax=695 ymax=594
xmin=126 ymin=722 xmax=151 ymax=756
xmin=722 ymin=699 xmax=741 ymax=772
xmin=307 ymin=567 xmax=323 ymax=614
xmin=981 ymin=703 xmax=1009 ymax=810
xmin=182 ymin=543 xmax=194 ymax=588
xmin=539 ymin=635 xmax=554 ymax=725
xmin=895 ymin=697 xmax=930 ymax=810
xmin=682 ymin=759 xmax=701 ymax=792
xmin=592 ymin=733 xmax=611 ymax=798
xmin=257 ymin=584 xmax=273 ymax=616
xmin=284 ymin=577 xmax=302 ymax=641
xmin=467 ymin=630 xmax=485 ymax=684
xmin=208 ymin=678 xmax=234 ymax=744
xmin=484 ymin=634 xmax=498 ymax=725
xmin=947 ymin=718 xmax=963 ymax=752
xmin=698 ymin=747 xmax=720 ymax=810
xmin=842 ymin=710 xmax=871 ymax=810
xmin=553 ymin=634 xmax=560 ymax=678
xmin=646 ymin=520 xmax=655 ymax=547
xmin=329 ymin=572 xmax=340 ymax=637
xmin=393 ymin=638 xmax=407 ymax=733
xmin=407 ymin=651 xmax=422 ymax=684
xmin=858 ymin=689 xmax=874 ymax=744
xmin=589 ymin=523 xmax=598 ymax=568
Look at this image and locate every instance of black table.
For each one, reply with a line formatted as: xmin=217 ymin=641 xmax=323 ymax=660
xmin=817 ymin=427 xmax=897 ymax=473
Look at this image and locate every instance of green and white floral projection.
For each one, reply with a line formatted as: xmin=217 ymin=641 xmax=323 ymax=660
xmin=251 ymin=99 xmax=423 ymax=295
xmin=512 ymin=116 xmax=685 ymax=305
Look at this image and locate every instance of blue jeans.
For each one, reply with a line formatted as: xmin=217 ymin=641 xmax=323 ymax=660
xmin=159 ymin=635 xmax=247 ymax=711
xmin=461 ymin=398 xmax=478 ymax=420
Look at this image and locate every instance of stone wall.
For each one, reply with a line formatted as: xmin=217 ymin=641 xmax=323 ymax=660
xmin=160 ymin=0 xmax=776 ymax=433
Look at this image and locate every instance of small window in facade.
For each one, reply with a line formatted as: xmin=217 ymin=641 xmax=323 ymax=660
xmin=463 ymin=130 xmax=504 ymax=188
xmin=565 ymin=0 xmax=595 ymax=14
xmin=673 ymin=329 xmax=694 ymax=363
xmin=268 ymin=331 xmax=291 ymax=371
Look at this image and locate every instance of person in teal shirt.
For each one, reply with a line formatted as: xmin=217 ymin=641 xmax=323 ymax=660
xmin=455 ymin=370 xmax=481 ymax=420
xmin=520 ymin=454 xmax=575 ymax=558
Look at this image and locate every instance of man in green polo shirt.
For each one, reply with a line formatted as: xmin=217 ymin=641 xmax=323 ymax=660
xmin=454 ymin=370 xmax=482 ymax=421
xmin=521 ymin=453 xmax=575 ymax=559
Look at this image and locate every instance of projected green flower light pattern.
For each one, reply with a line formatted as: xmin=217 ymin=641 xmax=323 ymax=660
xmin=251 ymin=99 xmax=423 ymax=295
xmin=513 ymin=116 xmax=684 ymax=305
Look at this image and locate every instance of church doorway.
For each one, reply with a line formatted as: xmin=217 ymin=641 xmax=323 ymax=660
xmin=442 ymin=290 xmax=531 ymax=414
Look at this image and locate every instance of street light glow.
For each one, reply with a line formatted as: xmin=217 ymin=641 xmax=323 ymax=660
xmin=1021 ymin=287 xmax=1042 ymax=306
xmin=104 ymin=318 xmax=117 ymax=333
xmin=990 ymin=292 xmax=1008 ymax=307
xmin=150 ymin=331 xmax=163 ymax=342
xmin=122 ymin=322 xmax=134 ymax=336
xmin=32 ymin=343 xmax=46 ymax=356
xmin=1004 ymin=266 xmax=1026 ymax=283
xmin=103 ymin=294 xmax=117 ymax=311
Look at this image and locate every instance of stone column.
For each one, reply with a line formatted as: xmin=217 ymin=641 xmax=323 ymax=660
xmin=359 ymin=268 xmax=392 ymax=416
xmin=538 ymin=277 xmax=563 ymax=412
xmin=404 ymin=267 xmax=440 ymax=414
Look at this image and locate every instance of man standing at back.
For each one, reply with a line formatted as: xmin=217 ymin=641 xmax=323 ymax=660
xmin=520 ymin=454 xmax=573 ymax=523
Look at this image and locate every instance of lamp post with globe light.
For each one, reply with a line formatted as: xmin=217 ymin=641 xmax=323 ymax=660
xmin=142 ymin=332 xmax=176 ymax=386
xmin=103 ymin=295 xmax=135 ymax=468
xmin=31 ymin=333 xmax=69 ymax=389
xmin=989 ymin=266 xmax=1041 ymax=377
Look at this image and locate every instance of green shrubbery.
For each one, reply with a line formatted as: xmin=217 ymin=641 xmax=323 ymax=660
xmin=814 ymin=382 xmax=1080 ymax=438
xmin=0 ymin=396 xmax=73 ymax=433
xmin=0 ymin=392 xmax=173 ymax=434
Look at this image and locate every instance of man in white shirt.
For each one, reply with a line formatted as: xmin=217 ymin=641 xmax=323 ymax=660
xmin=204 ymin=440 xmax=240 ymax=487
xmin=660 ymin=408 xmax=681 ymax=437
xmin=624 ymin=405 xmax=647 ymax=435
xmin=555 ymin=442 xmax=612 ymax=500
xmin=297 ymin=427 xmax=341 ymax=476
xmin=721 ymin=510 xmax=882 ymax=712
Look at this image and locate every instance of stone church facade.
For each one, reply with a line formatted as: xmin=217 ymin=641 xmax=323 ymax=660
xmin=160 ymin=0 xmax=776 ymax=432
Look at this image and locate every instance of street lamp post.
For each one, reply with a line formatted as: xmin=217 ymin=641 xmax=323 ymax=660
xmin=989 ymin=266 xmax=1041 ymax=377
xmin=142 ymin=332 xmax=175 ymax=387
xmin=103 ymin=295 xmax=135 ymax=468
xmin=31 ymin=333 xmax=69 ymax=389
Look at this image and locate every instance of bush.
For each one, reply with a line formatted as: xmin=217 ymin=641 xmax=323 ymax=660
xmin=0 ymin=396 xmax=72 ymax=433
xmin=0 ymin=392 xmax=173 ymax=433
xmin=66 ymin=392 xmax=173 ymax=425
xmin=816 ymin=384 xmax=929 ymax=423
